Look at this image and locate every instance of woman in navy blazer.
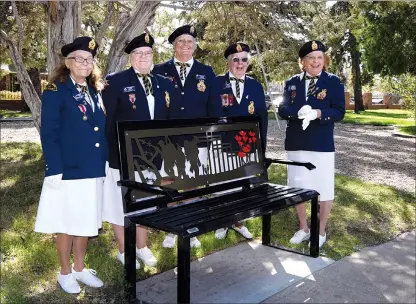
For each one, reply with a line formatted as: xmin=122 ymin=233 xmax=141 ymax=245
xmin=278 ymin=40 xmax=345 ymax=248
xmin=34 ymin=37 xmax=107 ymax=293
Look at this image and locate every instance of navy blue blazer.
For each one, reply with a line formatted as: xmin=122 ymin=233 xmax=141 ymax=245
xmin=216 ymin=72 xmax=268 ymax=153
xmin=40 ymin=77 xmax=108 ymax=179
xmin=278 ymin=71 xmax=345 ymax=152
xmin=152 ymin=58 xmax=223 ymax=119
xmin=102 ymin=67 xmax=174 ymax=169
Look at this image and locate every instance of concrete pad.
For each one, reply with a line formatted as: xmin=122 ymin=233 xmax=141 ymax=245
xmin=136 ymin=240 xmax=334 ymax=303
xmin=263 ymin=230 xmax=415 ymax=303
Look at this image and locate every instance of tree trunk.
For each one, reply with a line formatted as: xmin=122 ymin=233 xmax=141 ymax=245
xmin=28 ymin=68 xmax=42 ymax=98
xmin=47 ymin=1 xmax=81 ymax=74
xmin=352 ymin=51 xmax=364 ymax=113
xmin=104 ymin=1 xmax=160 ymax=75
xmin=1 ymin=33 xmax=42 ymax=131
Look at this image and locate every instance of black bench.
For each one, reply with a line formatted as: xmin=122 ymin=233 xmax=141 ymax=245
xmin=116 ymin=116 xmax=320 ymax=303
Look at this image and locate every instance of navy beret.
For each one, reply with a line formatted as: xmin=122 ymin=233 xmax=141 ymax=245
xmin=61 ymin=36 xmax=99 ymax=57
xmin=125 ymin=33 xmax=155 ymax=54
xmin=224 ymin=42 xmax=250 ymax=59
xmin=299 ymin=40 xmax=326 ymax=58
xmin=168 ymin=25 xmax=197 ymax=44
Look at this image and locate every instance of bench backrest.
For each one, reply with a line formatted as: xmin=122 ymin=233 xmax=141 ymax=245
xmin=117 ymin=116 xmax=268 ymax=213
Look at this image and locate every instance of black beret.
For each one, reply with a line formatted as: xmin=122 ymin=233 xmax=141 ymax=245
xmin=224 ymin=42 xmax=250 ymax=59
xmin=298 ymin=40 xmax=326 ymax=58
xmin=168 ymin=25 xmax=197 ymax=44
xmin=61 ymin=36 xmax=99 ymax=57
xmin=125 ymin=33 xmax=155 ymax=54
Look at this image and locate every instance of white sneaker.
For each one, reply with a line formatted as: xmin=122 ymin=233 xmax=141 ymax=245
xmin=190 ymin=237 xmax=201 ymax=248
xmin=117 ymin=251 xmax=140 ymax=269
xmin=232 ymin=225 xmax=253 ymax=239
xmin=215 ymin=228 xmax=228 ymax=239
xmin=309 ymin=233 xmax=327 ymax=248
xmin=71 ymin=265 xmax=104 ymax=288
xmin=136 ymin=247 xmax=157 ymax=267
xmin=289 ymin=229 xmax=310 ymax=244
xmin=162 ymin=233 xmax=177 ymax=248
xmin=57 ymin=273 xmax=81 ymax=294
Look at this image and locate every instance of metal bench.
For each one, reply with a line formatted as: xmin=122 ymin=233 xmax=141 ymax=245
xmin=116 ymin=116 xmax=320 ymax=303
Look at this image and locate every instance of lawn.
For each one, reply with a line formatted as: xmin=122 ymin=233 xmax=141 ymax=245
xmin=0 ymin=110 xmax=32 ymax=118
xmin=1 ymin=142 xmax=415 ymax=303
xmin=343 ymin=109 xmax=415 ymax=135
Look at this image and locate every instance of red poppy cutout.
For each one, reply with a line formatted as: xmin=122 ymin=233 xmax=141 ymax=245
xmin=235 ymin=130 xmax=257 ymax=158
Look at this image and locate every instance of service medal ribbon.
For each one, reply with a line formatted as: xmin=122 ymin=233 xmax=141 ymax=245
xmin=129 ymin=93 xmax=136 ymax=109
xmin=78 ymin=104 xmax=88 ymax=121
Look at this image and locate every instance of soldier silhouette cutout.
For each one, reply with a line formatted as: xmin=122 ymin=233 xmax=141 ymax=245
xmin=184 ymin=136 xmax=201 ymax=178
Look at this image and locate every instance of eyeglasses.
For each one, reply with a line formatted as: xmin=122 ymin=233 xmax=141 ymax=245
xmin=232 ymin=57 xmax=249 ymax=63
xmin=305 ymin=55 xmax=324 ymax=61
xmin=67 ymin=56 xmax=95 ymax=64
xmin=131 ymin=51 xmax=153 ymax=57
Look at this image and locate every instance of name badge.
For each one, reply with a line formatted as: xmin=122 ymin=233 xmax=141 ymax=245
xmin=123 ymin=86 xmax=135 ymax=93
xmin=196 ymin=74 xmax=206 ymax=80
xmin=224 ymin=82 xmax=232 ymax=89
xmin=289 ymin=85 xmax=296 ymax=91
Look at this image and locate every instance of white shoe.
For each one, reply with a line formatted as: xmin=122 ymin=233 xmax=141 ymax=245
xmin=190 ymin=237 xmax=201 ymax=248
xmin=215 ymin=228 xmax=228 ymax=240
xmin=71 ymin=265 xmax=104 ymax=288
xmin=57 ymin=273 xmax=81 ymax=294
xmin=162 ymin=233 xmax=177 ymax=248
xmin=117 ymin=251 xmax=140 ymax=269
xmin=232 ymin=225 xmax=253 ymax=239
xmin=136 ymin=247 xmax=157 ymax=267
xmin=290 ymin=229 xmax=310 ymax=244
xmin=309 ymin=233 xmax=327 ymax=248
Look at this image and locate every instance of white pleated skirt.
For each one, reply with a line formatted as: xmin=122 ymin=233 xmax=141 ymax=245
xmin=102 ymin=168 xmax=156 ymax=226
xmin=34 ymin=177 xmax=104 ymax=237
xmin=287 ymin=151 xmax=335 ymax=201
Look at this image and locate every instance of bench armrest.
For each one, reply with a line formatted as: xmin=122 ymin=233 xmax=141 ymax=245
xmin=265 ymin=158 xmax=316 ymax=170
xmin=117 ymin=180 xmax=184 ymax=201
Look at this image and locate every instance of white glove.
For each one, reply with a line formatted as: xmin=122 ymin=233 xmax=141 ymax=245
xmin=299 ymin=110 xmax=318 ymax=130
xmin=298 ymin=105 xmax=312 ymax=117
xmin=105 ymin=161 xmax=109 ymax=175
xmin=44 ymin=173 xmax=63 ymax=188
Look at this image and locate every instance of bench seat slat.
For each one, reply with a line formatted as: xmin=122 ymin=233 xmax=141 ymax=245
xmin=129 ymin=184 xmax=318 ymax=236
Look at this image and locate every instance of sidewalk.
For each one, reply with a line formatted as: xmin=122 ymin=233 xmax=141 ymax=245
xmin=263 ymin=230 xmax=415 ymax=303
xmin=135 ymin=230 xmax=415 ymax=303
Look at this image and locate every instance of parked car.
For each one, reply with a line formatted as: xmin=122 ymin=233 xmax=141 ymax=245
xmin=265 ymin=92 xmax=284 ymax=110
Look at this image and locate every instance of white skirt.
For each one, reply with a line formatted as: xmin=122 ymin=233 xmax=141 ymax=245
xmin=102 ymin=168 xmax=156 ymax=226
xmin=34 ymin=177 xmax=104 ymax=237
xmin=287 ymin=151 xmax=335 ymax=201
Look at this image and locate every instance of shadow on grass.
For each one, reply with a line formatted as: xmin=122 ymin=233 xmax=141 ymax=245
xmin=354 ymin=110 xmax=411 ymax=119
xmin=398 ymin=125 xmax=416 ymax=135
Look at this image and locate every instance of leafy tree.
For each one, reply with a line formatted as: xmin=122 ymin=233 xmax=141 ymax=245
xmin=355 ymin=2 xmax=416 ymax=76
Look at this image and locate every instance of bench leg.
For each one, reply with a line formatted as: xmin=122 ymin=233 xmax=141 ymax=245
xmin=309 ymin=197 xmax=320 ymax=258
xmin=262 ymin=213 xmax=271 ymax=245
xmin=177 ymin=235 xmax=191 ymax=304
xmin=124 ymin=217 xmax=137 ymax=302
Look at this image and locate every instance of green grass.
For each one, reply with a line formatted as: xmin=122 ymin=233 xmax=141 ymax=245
xmin=0 ymin=110 xmax=32 ymax=118
xmin=343 ymin=109 xmax=415 ymax=135
xmin=1 ymin=142 xmax=415 ymax=303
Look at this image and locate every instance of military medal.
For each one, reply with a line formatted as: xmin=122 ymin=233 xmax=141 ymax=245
xmin=78 ymin=104 xmax=87 ymax=121
xmin=291 ymin=90 xmax=296 ymax=104
xmin=129 ymin=93 xmax=136 ymax=109
xmin=197 ymin=80 xmax=206 ymax=92
xmin=165 ymin=91 xmax=170 ymax=108
xmin=317 ymin=89 xmax=327 ymax=100
xmin=248 ymin=101 xmax=255 ymax=114
xmin=221 ymin=94 xmax=229 ymax=107
xmin=228 ymin=94 xmax=234 ymax=106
